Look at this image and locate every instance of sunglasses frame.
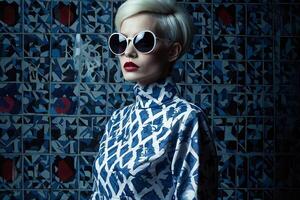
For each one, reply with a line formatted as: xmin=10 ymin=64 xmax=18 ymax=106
xmin=108 ymin=30 xmax=161 ymax=56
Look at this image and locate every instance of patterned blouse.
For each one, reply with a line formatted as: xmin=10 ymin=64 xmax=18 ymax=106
xmin=92 ymin=77 xmax=217 ymax=200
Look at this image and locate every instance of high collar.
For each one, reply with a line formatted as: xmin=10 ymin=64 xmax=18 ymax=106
xmin=133 ymin=77 xmax=178 ymax=109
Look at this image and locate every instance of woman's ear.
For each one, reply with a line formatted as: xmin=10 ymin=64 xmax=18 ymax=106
xmin=168 ymin=42 xmax=182 ymax=62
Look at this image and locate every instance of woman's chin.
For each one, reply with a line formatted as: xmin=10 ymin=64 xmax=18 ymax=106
xmin=123 ymin=75 xmax=139 ymax=82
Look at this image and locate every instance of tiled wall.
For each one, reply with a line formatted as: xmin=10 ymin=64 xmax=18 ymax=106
xmin=0 ymin=0 xmax=299 ymax=199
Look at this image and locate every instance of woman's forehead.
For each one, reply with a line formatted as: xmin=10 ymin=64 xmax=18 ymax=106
xmin=120 ymin=13 xmax=161 ymax=36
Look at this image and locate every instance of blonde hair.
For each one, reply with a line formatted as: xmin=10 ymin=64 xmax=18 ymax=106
xmin=115 ymin=0 xmax=194 ymax=59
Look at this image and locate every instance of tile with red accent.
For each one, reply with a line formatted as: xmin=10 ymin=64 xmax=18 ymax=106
xmin=50 ymin=83 xmax=79 ymax=115
xmin=0 ymin=83 xmax=22 ymax=114
xmin=213 ymin=4 xmax=245 ymax=35
xmin=51 ymin=1 xmax=80 ymax=33
xmin=0 ymin=0 xmax=22 ymax=33
xmin=0 ymin=155 xmax=22 ymax=189
xmin=52 ymin=155 xmax=78 ymax=189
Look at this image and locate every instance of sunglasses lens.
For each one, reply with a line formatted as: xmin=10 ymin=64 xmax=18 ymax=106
xmin=133 ymin=31 xmax=155 ymax=53
xmin=109 ymin=34 xmax=127 ymax=55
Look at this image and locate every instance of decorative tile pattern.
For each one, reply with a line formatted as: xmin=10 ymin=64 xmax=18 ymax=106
xmin=23 ymin=190 xmax=48 ymax=200
xmin=213 ymin=61 xmax=243 ymax=84
xmin=50 ymin=83 xmax=79 ymax=115
xmin=213 ymin=4 xmax=246 ymax=35
xmin=247 ymin=37 xmax=273 ymax=60
xmin=51 ymin=190 xmax=78 ymax=200
xmin=51 ymin=1 xmax=80 ymax=33
xmin=246 ymin=86 xmax=263 ymax=116
xmin=0 ymin=115 xmax=22 ymax=153
xmin=0 ymin=0 xmax=299 ymax=199
xmin=236 ymin=155 xmax=248 ymax=187
xmin=51 ymin=34 xmax=76 ymax=58
xmin=24 ymin=0 xmax=51 ymax=33
xmin=52 ymin=155 xmax=78 ymax=189
xmin=219 ymin=154 xmax=236 ymax=188
xmin=23 ymin=83 xmax=49 ymax=114
xmin=106 ymin=58 xmax=124 ymax=83
xmin=0 ymin=155 xmax=22 ymax=189
xmin=213 ymin=35 xmax=245 ymax=60
xmin=186 ymin=3 xmax=212 ymax=35
xmin=78 ymin=116 xmax=106 ymax=153
xmin=80 ymin=191 xmax=94 ymax=200
xmin=247 ymin=4 xmax=273 ymax=36
xmin=187 ymin=60 xmax=212 ymax=84
xmin=51 ymin=117 xmax=78 ymax=154
xmin=23 ymin=58 xmax=50 ymax=82
xmin=0 ymin=190 xmax=22 ymax=199
xmin=24 ymin=34 xmax=50 ymax=57
xmin=52 ymin=58 xmax=79 ymax=82
xmin=0 ymin=83 xmax=22 ymax=114
xmin=246 ymin=117 xmax=264 ymax=152
xmin=23 ymin=115 xmax=50 ymax=153
xmin=81 ymin=0 xmax=112 ymax=33
xmin=280 ymin=37 xmax=300 ymax=60
xmin=0 ymin=58 xmax=22 ymax=82
xmin=214 ymin=85 xmax=246 ymax=116
xmin=187 ymin=35 xmax=211 ymax=59
xmin=79 ymin=84 xmax=106 ymax=115
xmin=0 ymin=34 xmax=22 ymax=57
xmin=0 ymin=0 xmax=22 ymax=33
xmin=106 ymin=84 xmax=135 ymax=114
xmin=277 ymin=4 xmax=300 ymax=36
xmin=23 ymin=155 xmax=51 ymax=189
xmin=185 ymin=84 xmax=212 ymax=115
xmin=79 ymin=155 xmax=96 ymax=190
xmin=214 ymin=117 xmax=241 ymax=153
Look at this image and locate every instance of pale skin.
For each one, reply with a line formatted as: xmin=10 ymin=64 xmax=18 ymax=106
xmin=118 ymin=13 xmax=182 ymax=85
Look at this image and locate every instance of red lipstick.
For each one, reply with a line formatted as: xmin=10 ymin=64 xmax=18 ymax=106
xmin=124 ymin=62 xmax=139 ymax=72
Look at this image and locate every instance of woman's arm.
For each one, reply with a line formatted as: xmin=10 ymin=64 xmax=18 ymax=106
xmin=172 ymin=110 xmax=218 ymax=200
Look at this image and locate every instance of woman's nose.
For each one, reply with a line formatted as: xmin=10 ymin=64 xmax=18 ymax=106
xmin=124 ymin=40 xmax=138 ymax=58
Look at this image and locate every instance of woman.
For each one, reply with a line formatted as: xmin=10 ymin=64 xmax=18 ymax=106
xmin=92 ymin=0 xmax=217 ymax=199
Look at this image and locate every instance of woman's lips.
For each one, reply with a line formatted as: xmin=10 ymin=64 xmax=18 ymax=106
xmin=124 ymin=62 xmax=139 ymax=72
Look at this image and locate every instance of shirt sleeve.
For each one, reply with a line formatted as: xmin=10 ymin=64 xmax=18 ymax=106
xmin=172 ymin=110 xmax=218 ymax=200
xmin=91 ymin=110 xmax=119 ymax=199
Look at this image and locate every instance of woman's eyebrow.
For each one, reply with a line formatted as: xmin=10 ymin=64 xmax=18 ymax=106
xmin=120 ymin=31 xmax=142 ymax=38
xmin=120 ymin=32 xmax=128 ymax=37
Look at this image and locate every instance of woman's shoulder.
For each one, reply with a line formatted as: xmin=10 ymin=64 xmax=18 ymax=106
xmin=173 ymin=96 xmax=206 ymax=116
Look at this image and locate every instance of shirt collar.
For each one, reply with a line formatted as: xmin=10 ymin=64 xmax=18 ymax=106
xmin=133 ymin=77 xmax=178 ymax=109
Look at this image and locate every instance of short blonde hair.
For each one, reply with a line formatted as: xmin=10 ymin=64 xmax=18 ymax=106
xmin=115 ymin=0 xmax=194 ymax=59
